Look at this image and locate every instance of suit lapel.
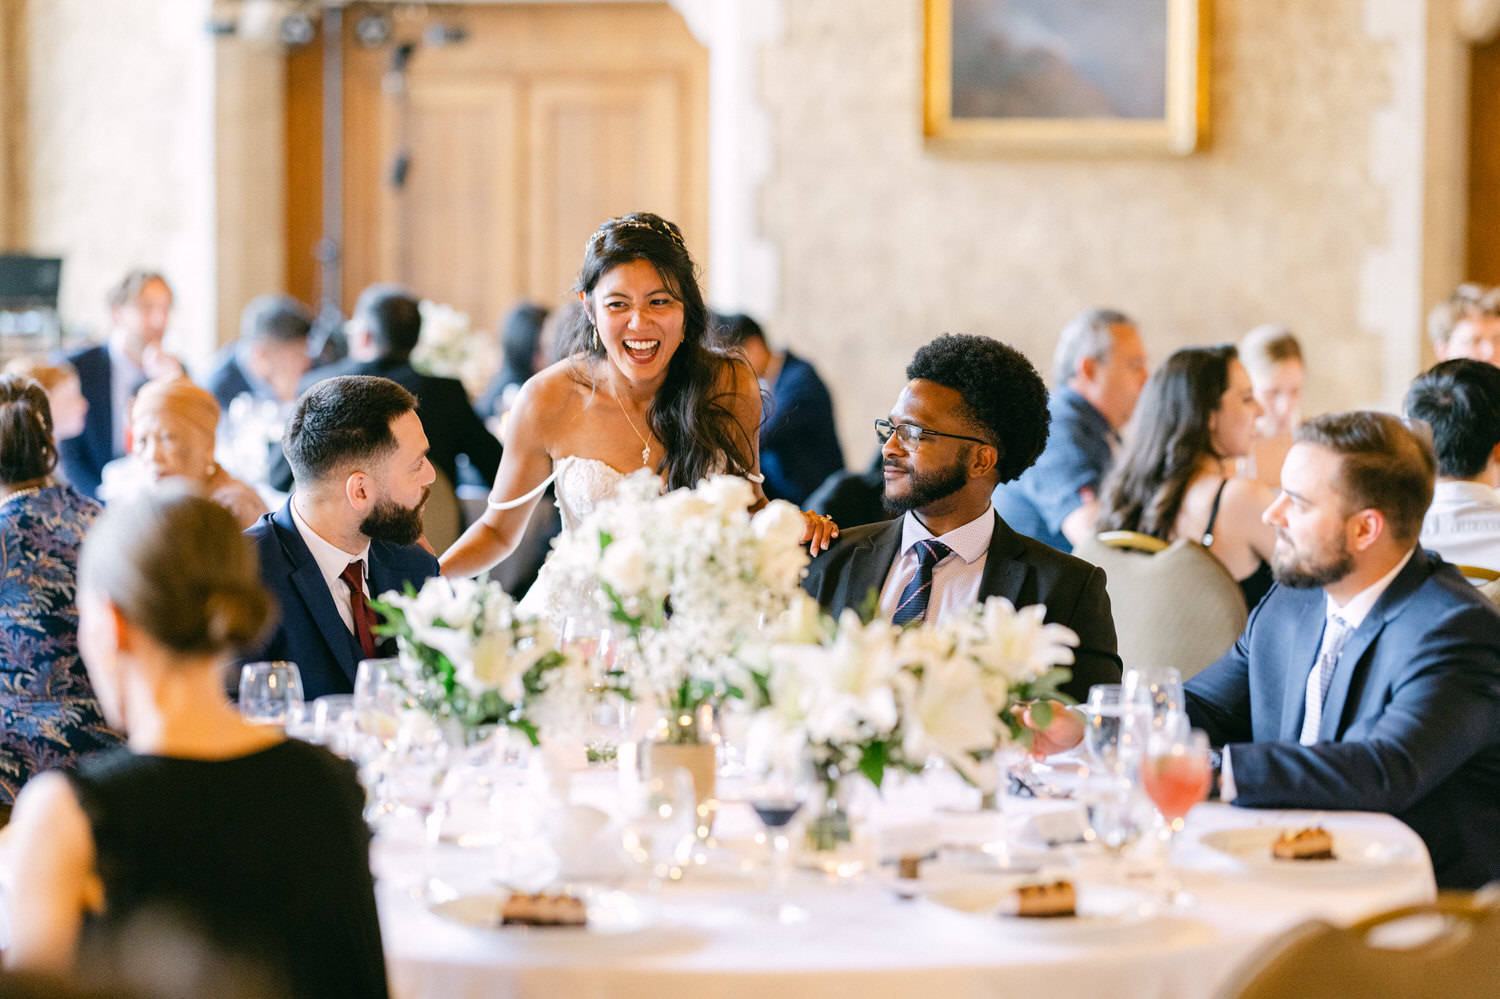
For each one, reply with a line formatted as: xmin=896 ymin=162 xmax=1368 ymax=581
xmin=839 ymin=520 xmax=903 ymax=618
xmin=1317 ymin=550 xmax=1430 ymax=741
xmin=272 ymin=503 xmax=362 ymax=685
xmin=977 ymin=513 xmax=1029 ymax=605
xmin=1280 ymin=594 xmax=1328 ymax=741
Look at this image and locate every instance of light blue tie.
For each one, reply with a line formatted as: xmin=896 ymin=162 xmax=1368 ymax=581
xmin=1300 ymin=615 xmax=1352 ymax=744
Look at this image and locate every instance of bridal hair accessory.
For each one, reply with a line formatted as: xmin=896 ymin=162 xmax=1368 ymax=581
xmin=586 ymin=215 xmax=686 ymax=252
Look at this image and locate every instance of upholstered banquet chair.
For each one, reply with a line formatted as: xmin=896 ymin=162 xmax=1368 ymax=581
xmin=1073 ymin=531 xmax=1248 ymax=681
xmin=1216 ymin=889 xmax=1500 ymax=999
xmin=1454 ymin=563 xmax=1500 ymax=605
xmin=422 ymin=467 xmax=464 ymax=555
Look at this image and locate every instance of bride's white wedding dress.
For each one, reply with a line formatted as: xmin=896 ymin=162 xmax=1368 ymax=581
xmin=511 ymin=455 xmax=631 ymax=627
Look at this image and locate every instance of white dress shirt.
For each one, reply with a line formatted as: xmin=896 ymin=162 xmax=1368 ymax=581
xmin=1420 ymin=479 xmax=1500 ymax=575
xmin=878 ymin=506 xmax=995 ymax=624
xmin=290 ymin=495 xmax=371 ymax=638
xmin=106 ymin=338 xmax=146 ymax=458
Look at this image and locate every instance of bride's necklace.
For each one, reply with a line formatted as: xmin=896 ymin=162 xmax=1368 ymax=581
xmin=614 ymin=391 xmax=653 ymax=467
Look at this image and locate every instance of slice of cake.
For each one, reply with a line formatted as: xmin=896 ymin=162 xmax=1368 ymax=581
xmin=500 ymin=892 xmax=589 ymax=927
xmin=1002 ymin=880 xmax=1077 ymax=918
xmin=1271 ymin=826 xmax=1336 ymax=861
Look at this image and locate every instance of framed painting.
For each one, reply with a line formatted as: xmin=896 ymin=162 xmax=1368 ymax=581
xmin=923 ymin=0 xmax=1209 ymax=154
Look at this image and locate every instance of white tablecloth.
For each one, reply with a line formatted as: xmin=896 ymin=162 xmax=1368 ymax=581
xmin=377 ymin=770 xmax=1436 ymax=999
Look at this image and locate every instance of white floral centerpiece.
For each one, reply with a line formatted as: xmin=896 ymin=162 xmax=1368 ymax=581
xmin=544 ymin=469 xmax=811 ymax=743
xmin=411 ymin=299 xmax=497 ymax=401
xmin=372 ymin=577 xmax=592 ymax=743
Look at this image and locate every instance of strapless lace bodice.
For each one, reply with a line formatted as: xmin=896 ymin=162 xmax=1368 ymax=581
xmin=551 ymin=455 xmax=631 ymax=532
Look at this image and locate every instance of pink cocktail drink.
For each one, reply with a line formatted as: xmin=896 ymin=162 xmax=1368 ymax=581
xmin=1142 ymin=753 xmax=1210 ymax=822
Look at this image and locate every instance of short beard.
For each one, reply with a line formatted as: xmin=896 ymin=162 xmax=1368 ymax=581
xmin=882 ymin=454 xmax=970 ymax=516
xmin=360 ymin=489 xmax=428 ymax=546
xmin=1271 ymin=538 xmax=1355 ymax=589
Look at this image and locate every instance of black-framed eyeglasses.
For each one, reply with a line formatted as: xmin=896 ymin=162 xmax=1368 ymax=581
xmin=875 ymin=418 xmax=992 ymax=449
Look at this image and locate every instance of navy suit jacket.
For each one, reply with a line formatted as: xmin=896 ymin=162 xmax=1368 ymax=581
xmin=204 ymin=345 xmax=260 ymax=410
xmin=1186 ymin=549 xmax=1500 ymax=889
xmin=56 ymin=344 xmax=118 ymax=499
xmin=801 ymin=513 xmax=1122 ymax=703
xmin=242 ymin=501 xmax=440 ymax=700
xmin=760 ymin=352 xmax=844 ymax=507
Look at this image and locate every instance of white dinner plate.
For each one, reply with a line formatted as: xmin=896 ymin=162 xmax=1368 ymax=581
xmin=429 ymin=887 xmax=656 ymax=934
xmin=1196 ymin=826 xmax=1414 ymax=881
xmin=923 ymin=881 xmax=1156 ymax=937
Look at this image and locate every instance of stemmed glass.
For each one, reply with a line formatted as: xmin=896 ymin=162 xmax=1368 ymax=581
xmin=1083 ymin=684 xmax=1151 ymax=777
xmin=1140 ymin=721 xmax=1211 ymax=904
xmin=238 ymin=661 xmax=304 ymax=725
xmin=1122 ymin=666 xmax=1187 ymax=735
xmin=386 ymin=714 xmax=456 ymax=901
xmin=747 ymin=753 xmax=814 ymax=924
xmin=619 ymin=767 xmax=697 ymax=891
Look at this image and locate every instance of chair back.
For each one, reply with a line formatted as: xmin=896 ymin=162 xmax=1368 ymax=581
xmin=1073 ymin=534 xmax=1247 ymax=681
xmin=422 ymin=467 xmax=464 ymax=555
xmin=1451 ymin=565 xmax=1500 ymax=606
xmin=1217 ymin=890 xmax=1500 ymax=999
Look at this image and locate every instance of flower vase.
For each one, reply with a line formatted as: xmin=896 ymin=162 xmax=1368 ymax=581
xmin=641 ymin=704 xmax=718 ymax=840
xmin=800 ymin=771 xmax=870 ymax=878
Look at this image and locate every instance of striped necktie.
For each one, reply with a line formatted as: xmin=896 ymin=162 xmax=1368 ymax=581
xmin=1299 ymin=614 xmax=1352 ymax=744
xmin=892 ymin=539 xmax=952 ymax=626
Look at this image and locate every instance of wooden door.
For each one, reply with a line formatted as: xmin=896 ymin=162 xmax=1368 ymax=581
xmin=1468 ymin=35 xmax=1500 ymax=284
xmin=287 ymin=3 xmax=709 ymax=330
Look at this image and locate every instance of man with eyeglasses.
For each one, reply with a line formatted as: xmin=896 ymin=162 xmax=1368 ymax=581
xmin=801 ymin=334 xmax=1122 ymax=703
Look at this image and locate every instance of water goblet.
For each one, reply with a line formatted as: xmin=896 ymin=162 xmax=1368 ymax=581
xmin=1083 ymin=684 xmax=1151 ymax=777
xmin=619 ymin=767 xmax=697 ymax=891
xmin=238 ymin=661 xmax=304 ymax=726
xmin=313 ymin=694 xmax=358 ymax=757
xmin=386 ymin=715 xmax=457 ymax=901
xmin=747 ymin=754 xmax=813 ymax=923
xmin=1122 ymin=666 xmax=1187 ymax=734
xmin=1078 ymin=769 xmax=1152 ymax=866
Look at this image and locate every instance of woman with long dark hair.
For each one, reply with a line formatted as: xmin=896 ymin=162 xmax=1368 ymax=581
xmin=440 ymin=213 xmax=836 ymax=613
xmin=1097 ymin=344 xmax=1279 ymax=609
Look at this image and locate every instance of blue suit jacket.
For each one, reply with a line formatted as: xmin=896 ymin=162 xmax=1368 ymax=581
xmin=992 ymin=387 xmax=1114 ymax=553
xmin=204 ymin=345 xmax=260 ymax=410
xmin=760 ymin=352 xmax=844 ymax=507
xmin=242 ymin=501 xmax=440 ymax=700
xmin=56 ymin=344 xmax=117 ymax=499
xmin=1186 ymin=549 xmax=1500 ymax=888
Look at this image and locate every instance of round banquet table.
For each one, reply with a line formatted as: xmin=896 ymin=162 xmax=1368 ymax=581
xmin=376 ymin=768 xmax=1437 ymax=999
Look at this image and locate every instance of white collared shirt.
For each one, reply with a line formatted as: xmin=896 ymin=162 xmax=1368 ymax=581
xmin=106 ymin=337 xmax=146 ymax=458
xmin=878 ymin=506 xmax=995 ymax=624
xmin=1420 ymin=479 xmax=1500 ymax=575
xmin=1222 ymin=547 xmax=1416 ymax=800
xmin=289 ymin=495 xmax=371 ymax=638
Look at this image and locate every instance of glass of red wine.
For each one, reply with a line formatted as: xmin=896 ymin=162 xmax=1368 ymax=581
xmin=748 ymin=753 xmax=813 ymax=924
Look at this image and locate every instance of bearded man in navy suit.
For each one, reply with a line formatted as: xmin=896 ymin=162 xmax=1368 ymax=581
xmin=241 ymin=375 xmax=440 ymax=699
xmin=1187 ymin=411 xmax=1500 ymax=889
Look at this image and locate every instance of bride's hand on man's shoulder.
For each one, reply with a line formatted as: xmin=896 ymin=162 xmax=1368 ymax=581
xmin=800 ymin=510 xmax=838 ymax=556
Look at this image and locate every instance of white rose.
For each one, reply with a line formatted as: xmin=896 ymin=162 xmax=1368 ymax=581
xmin=599 ymin=536 xmax=650 ymax=594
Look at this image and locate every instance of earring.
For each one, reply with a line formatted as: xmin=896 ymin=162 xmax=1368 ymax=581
xmin=591 ymin=324 xmax=600 ymax=350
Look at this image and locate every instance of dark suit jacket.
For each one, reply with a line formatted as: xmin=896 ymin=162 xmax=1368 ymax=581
xmin=801 ymin=513 xmax=1122 ymax=702
xmin=204 ymin=345 xmax=259 ymax=409
xmin=289 ymin=358 xmax=502 ymax=490
xmin=761 ymin=352 xmax=844 ymax=507
xmin=242 ymin=501 xmax=440 ymax=700
xmin=56 ymin=344 xmax=118 ymax=499
xmin=1186 ymin=549 xmax=1500 ymax=889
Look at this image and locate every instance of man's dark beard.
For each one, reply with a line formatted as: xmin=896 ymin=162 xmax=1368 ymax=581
xmin=882 ymin=456 xmax=969 ymax=516
xmin=361 ymin=490 xmax=428 ymax=546
xmin=1271 ymin=536 xmax=1356 ymax=589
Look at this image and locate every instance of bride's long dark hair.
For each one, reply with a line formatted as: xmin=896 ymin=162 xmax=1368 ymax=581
xmin=559 ymin=212 xmax=757 ymax=490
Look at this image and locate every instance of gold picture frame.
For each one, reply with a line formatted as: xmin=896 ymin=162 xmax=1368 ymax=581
xmin=923 ymin=0 xmax=1209 ymax=155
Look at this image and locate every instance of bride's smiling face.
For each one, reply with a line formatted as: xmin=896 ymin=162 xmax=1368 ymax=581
xmin=586 ymin=258 xmax=685 ymax=387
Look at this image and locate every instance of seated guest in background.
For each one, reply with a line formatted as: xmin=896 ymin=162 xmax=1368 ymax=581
xmin=0 ymin=375 xmax=120 ymax=816
xmin=1428 ymin=282 xmax=1500 ymax=366
xmin=994 ymin=308 xmax=1147 ymax=552
xmin=1186 ymin=412 xmax=1500 ymax=889
xmin=1098 ymin=345 xmax=1278 ymax=610
xmin=802 ymin=333 xmax=1121 ymax=702
xmin=57 ymin=270 xmax=183 ymax=499
xmin=3 ymin=487 xmax=389 ymax=999
xmin=477 ymin=301 xmax=549 ymax=421
xmin=296 ymin=284 xmax=501 ymax=493
xmin=1405 ymin=359 xmax=1500 ymax=573
xmin=243 ymin=376 xmax=438 ymax=699
xmin=806 ymin=451 xmax=888 ymax=532
xmin=205 ymin=294 xmax=314 ymax=410
xmin=1237 ymin=323 xmax=1304 ymax=489
xmin=715 ymin=313 xmax=844 ymax=506
xmin=4 ymin=358 xmax=89 ymax=447
xmin=101 ymin=376 xmax=267 ymax=530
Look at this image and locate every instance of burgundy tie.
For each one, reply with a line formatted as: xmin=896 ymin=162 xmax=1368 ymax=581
xmin=339 ymin=560 xmax=377 ymax=659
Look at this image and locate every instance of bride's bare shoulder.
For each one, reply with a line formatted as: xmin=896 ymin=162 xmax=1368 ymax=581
xmin=513 ymin=356 xmax=595 ymax=409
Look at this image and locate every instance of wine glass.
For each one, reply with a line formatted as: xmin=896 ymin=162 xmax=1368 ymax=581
xmin=1078 ymin=769 xmax=1152 ymax=865
xmin=619 ymin=767 xmax=697 ymax=891
xmin=747 ymin=753 xmax=813 ymax=924
xmin=313 ymin=694 xmax=358 ymax=757
xmin=238 ymin=661 xmax=304 ymax=725
xmin=1122 ymin=666 xmax=1187 ymax=735
xmin=1083 ymin=684 xmax=1151 ymax=777
xmin=386 ymin=715 xmax=456 ymax=901
xmin=1141 ymin=722 xmax=1211 ymax=904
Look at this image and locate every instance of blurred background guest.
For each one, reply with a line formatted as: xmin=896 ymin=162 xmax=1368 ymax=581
xmin=56 ymin=270 xmax=183 ymax=500
xmin=4 ymin=358 xmax=90 ymax=450
xmin=477 ymin=301 xmax=549 ymax=421
xmin=0 ymin=374 xmax=120 ymax=820
xmin=1237 ymin=323 xmax=1305 ymax=489
xmin=994 ymin=308 xmax=1148 ymax=552
xmin=1098 ymin=344 xmax=1279 ymax=610
xmin=2 ymin=487 xmax=388 ymax=999
xmin=101 ymin=376 xmax=266 ymax=530
xmin=714 ymin=312 xmax=843 ymax=506
xmin=205 ymin=294 xmax=315 ymax=411
xmin=1406 ymin=358 xmax=1500 ymax=574
xmin=1428 ymin=282 xmax=1500 ymax=366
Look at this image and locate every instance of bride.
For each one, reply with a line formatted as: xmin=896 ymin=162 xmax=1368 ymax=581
xmin=439 ymin=212 xmax=837 ymax=618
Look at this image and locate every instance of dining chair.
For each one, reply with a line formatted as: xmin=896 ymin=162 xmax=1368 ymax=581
xmin=1073 ymin=533 xmax=1247 ymax=681
xmin=1452 ymin=564 xmax=1500 ymax=606
xmin=1216 ymin=889 xmax=1500 ymax=999
xmin=423 ymin=467 xmax=464 ymax=555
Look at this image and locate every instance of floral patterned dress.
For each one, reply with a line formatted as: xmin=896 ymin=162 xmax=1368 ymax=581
xmin=0 ymin=482 xmax=122 ymax=804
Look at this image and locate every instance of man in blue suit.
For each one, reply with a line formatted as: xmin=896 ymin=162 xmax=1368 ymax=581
xmin=205 ymin=293 xmax=314 ymax=410
xmin=1187 ymin=411 xmax=1500 ymax=889
xmin=242 ymin=375 xmax=440 ymax=699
